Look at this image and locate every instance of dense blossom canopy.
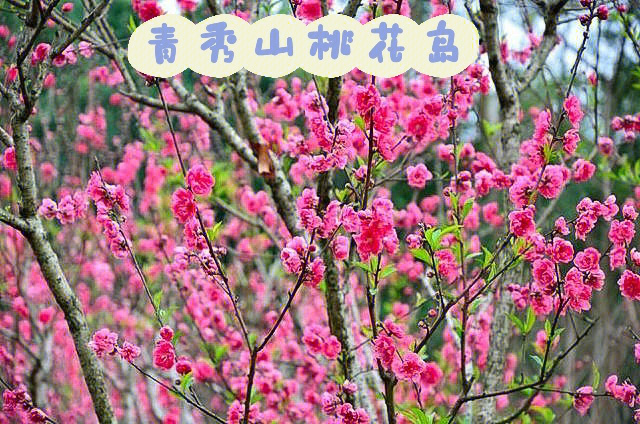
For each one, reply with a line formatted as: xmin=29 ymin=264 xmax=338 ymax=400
xmin=1 ymin=0 xmax=640 ymax=423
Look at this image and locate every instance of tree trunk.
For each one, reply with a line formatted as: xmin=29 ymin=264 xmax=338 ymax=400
xmin=11 ymin=119 xmax=116 ymax=424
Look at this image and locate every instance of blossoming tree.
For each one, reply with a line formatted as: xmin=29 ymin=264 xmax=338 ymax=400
xmin=1 ymin=0 xmax=640 ymax=423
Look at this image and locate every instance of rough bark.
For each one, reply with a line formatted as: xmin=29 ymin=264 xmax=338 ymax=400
xmin=318 ymin=172 xmax=374 ymax=418
xmin=10 ymin=119 xmax=116 ymax=424
xmin=473 ymin=0 xmax=567 ymax=421
xmin=475 ymin=285 xmax=514 ymax=423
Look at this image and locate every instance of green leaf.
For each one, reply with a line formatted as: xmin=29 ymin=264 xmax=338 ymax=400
xmin=153 ymin=290 xmax=163 ymax=309
xmin=399 ymin=407 xmax=434 ymax=424
xmin=481 ymin=120 xmax=503 ymax=137
xmin=592 ymin=361 xmax=601 ymax=390
xmin=354 ymin=115 xmax=366 ymax=132
xmin=379 ymin=264 xmax=396 ymax=279
xmin=450 ymin=193 xmax=459 ymax=215
xmin=461 ymin=198 xmax=474 ymax=220
xmin=128 ymin=14 xmax=137 ymax=34
xmin=530 ymin=354 xmax=543 ymax=370
xmin=436 ymin=224 xmax=461 ymax=244
xmin=248 ymin=333 xmax=257 ymax=347
xmin=481 ymin=247 xmax=493 ymax=268
xmin=451 ymin=317 xmax=463 ymax=339
xmin=354 ymin=261 xmax=371 ymax=273
xmin=531 ymin=406 xmax=555 ymax=424
xmin=544 ymin=320 xmax=552 ymax=337
xmin=213 ymin=345 xmax=228 ymax=364
xmin=508 ymin=313 xmax=525 ymax=334
xmin=524 ymin=307 xmax=536 ymax=335
xmin=370 ymin=256 xmax=379 ymax=273
xmin=172 ymin=330 xmax=183 ymax=345
xmin=411 ymin=248 xmax=431 ymax=265
xmin=207 ymin=221 xmax=224 ymax=241
xmin=179 ymin=372 xmax=194 ymax=393
xmin=158 ymin=308 xmax=169 ymax=323
xmin=423 ymin=227 xmax=436 ymax=248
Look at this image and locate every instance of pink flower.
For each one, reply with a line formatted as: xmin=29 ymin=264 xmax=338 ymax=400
xmin=598 ymin=137 xmax=614 ymax=156
xmin=533 ymin=109 xmax=551 ymax=143
xmin=419 ymin=362 xmax=443 ymax=388
xmin=618 ymin=270 xmax=640 ymax=301
xmin=30 ymin=43 xmax=51 ymax=65
xmin=605 ymin=375 xmax=636 ymax=406
xmin=3 ymin=147 xmax=16 ymax=171
xmin=393 ymin=352 xmax=426 ymax=382
xmin=562 ymin=129 xmax=579 ymax=155
xmin=171 ymin=188 xmax=197 ymax=223
xmin=193 ymin=359 xmax=215 ymax=382
xmin=332 ymin=235 xmax=350 ymax=260
xmin=563 ymin=95 xmax=584 ymax=128
xmin=406 ymin=164 xmax=433 ymax=189
xmin=337 ymin=403 xmax=369 ymax=424
xmin=89 ymin=328 xmax=118 ymax=357
xmin=186 ymin=165 xmax=215 ymax=196
xmin=623 ymin=203 xmax=638 ymax=220
xmin=354 ymin=84 xmax=380 ymax=117
xmin=509 ymin=207 xmax=536 ymax=238
xmin=609 ymin=245 xmax=626 ymax=270
xmin=305 ymin=257 xmax=325 ymax=288
xmin=572 ymin=159 xmax=595 ymax=182
xmin=353 ymin=198 xmax=398 ymax=261
xmin=321 ymin=392 xmax=340 ymax=414
xmin=322 ymin=335 xmax=341 ymax=360
xmin=137 ymin=0 xmax=163 ymax=21
xmin=61 ymin=2 xmax=73 ymax=11
xmin=435 ymin=249 xmax=459 ymax=283
xmin=296 ymin=0 xmax=323 ymax=21
xmin=152 ymin=339 xmax=176 ymax=370
xmin=38 ymin=198 xmax=58 ymax=220
xmin=555 ymin=217 xmax=570 ymax=235
xmin=28 ymin=408 xmax=47 ymax=423
xmin=564 ymin=268 xmax=592 ymax=312
xmin=573 ymin=386 xmax=594 ymax=416
xmin=635 ymin=343 xmax=640 ymax=364
xmin=596 ymin=5 xmax=609 ymax=20
xmin=302 ymin=326 xmax=324 ymax=355
xmin=78 ymin=41 xmax=94 ymax=58
xmin=548 ymin=237 xmax=574 ymax=263
xmin=118 ymin=342 xmax=141 ymax=362
xmin=609 ymin=219 xmax=635 ymax=246
xmin=176 ymin=356 xmax=192 ymax=375
xmin=2 ymin=389 xmax=18 ymax=414
xmin=177 ymin=0 xmax=197 ymax=11
xmin=38 ymin=307 xmax=55 ymax=325
xmin=160 ymin=326 xmax=174 ymax=341
xmin=532 ymin=258 xmax=556 ymax=294
xmin=280 ymin=247 xmax=302 ymax=274
xmin=539 ymin=165 xmax=568 ymax=199
xmin=372 ymin=334 xmax=395 ymax=369
xmin=574 ymin=247 xmax=600 ymax=271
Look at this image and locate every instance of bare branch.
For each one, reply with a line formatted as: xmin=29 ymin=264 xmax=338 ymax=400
xmin=0 ymin=208 xmax=29 ymax=232
xmin=516 ymin=0 xmax=570 ymax=92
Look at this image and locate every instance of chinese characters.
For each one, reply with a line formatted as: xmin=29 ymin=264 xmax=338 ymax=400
xmin=128 ymin=14 xmax=479 ymax=79
xmin=201 ymin=22 xmax=237 ymax=63
xmin=427 ymin=21 xmax=458 ymax=63
xmin=148 ymin=23 xmax=178 ymax=65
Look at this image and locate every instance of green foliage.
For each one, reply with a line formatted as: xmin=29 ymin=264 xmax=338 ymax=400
xmin=399 ymin=406 xmax=436 ymax=424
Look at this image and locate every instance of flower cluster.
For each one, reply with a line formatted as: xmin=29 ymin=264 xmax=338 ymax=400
xmin=89 ymin=328 xmax=141 ymax=362
xmin=86 ymin=171 xmax=131 ymax=257
xmin=38 ymin=191 xmax=88 ymax=224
